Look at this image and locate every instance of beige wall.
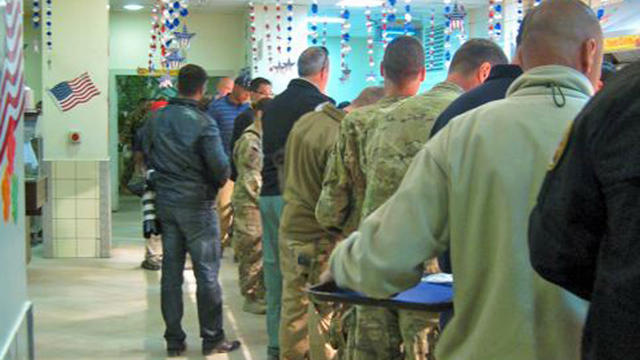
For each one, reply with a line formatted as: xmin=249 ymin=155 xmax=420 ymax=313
xmin=109 ymin=11 xmax=246 ymax=74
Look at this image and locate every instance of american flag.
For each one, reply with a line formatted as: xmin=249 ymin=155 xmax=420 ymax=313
xmin=48 ymin=72 xmax=101 ymax=112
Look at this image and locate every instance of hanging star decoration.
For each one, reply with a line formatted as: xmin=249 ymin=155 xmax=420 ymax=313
xmin=159 ymin=74 xmax=174 ymax=88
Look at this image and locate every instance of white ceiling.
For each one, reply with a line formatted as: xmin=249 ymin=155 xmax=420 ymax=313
xmin=109 ymin=0 xmax=490 ymax=13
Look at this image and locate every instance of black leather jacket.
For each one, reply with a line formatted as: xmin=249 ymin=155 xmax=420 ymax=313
xmin=142 ymin=98 xmax=230 ymax=208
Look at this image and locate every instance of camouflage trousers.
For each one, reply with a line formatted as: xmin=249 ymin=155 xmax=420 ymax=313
xmin=217 ymin=180 xmax=234 ymax=250
xmin=231 ymin=205 xmax=265 ymax=302
xmin=346 ymin=306 xmax=439 ymax=360
xmin=279 ymin=236 xmax=338 ymax=360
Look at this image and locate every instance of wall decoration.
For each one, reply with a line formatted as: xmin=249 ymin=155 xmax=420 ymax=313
xmin=534 ymin=0 xmax=541 ymax=6
xmin=365 ymin=6 xmax=376 ymax=82
xmin=44 ymin=0 xmax=52 ymax=52
xmin=310 ymin=0 xmax=319 ymax=45
xmin=403 ymin=0 xmax=412 ymax=34
xmin=264 ymin=5 xmax=273 ymax=71
xmin=283 ymin=0 xmax=296 ymax=70
xmin=387 ymin=0 xmax=397 ymax=27
xmin=443 ymin=1 xmax=452 ymax=69
xmin=339 ymin=6 xmax=352 ymax=83
xmin=381 ymin=1 xmax=389 ymax=48
xmin=428 ymin=8 xmax=436 ymax=70
xmin=173 ymin=24 xmax=195 ymax=49
xmin=158 ymin=74 xmax=174 ymax=88
xmin=493 ymin=0 xmax=503 ymax=40
xmin=32 ymin=1 xmax=40 ymax=28
xmin=249 ymin=2 xmax=258 ymax=72
xmin=47 ymin=72 xmax=101 ymax=112
xmin=321 ymin=21 xmax=328 ymax=47
xmin=1 ymin=0 xmax=25 ymax=223
xmin=275 ymin=0 xmax=283 ymax=66
xmin=148 ymin=2 xmax=161 ymax=71
xmin=517 ymin=0 xmax=524 ymax=24
xmin=597 ymin=0 xmax=608 ymax=21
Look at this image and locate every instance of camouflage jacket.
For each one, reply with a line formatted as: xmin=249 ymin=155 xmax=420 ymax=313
xmin=232 ymin=123 xmax=263 ymax=208
xmin=123 ymin=103 xmax=150 ymax=146
xmin=361 ymin=81 xmax=464 ymax=218
xmin=316 ymin=96 xmax=407 ymax=235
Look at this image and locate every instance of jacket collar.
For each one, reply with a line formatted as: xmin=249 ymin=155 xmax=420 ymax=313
xmin=431 ymin=81 xmax=465 ymax=95
xmin=507 ymin=65 xmax=594 ymax=99
xmin=317 ymin=102 xmax=346 ymax=123
xmin=487 ymin=64 xmax=523 ymax=82
xmin=290 ymin=78 xmax=322 ymax=93
xmin=169 ymin=97 xmax=201 ymax=108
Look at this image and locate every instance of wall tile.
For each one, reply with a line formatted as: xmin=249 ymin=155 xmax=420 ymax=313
xmin=76 ymin=219 xmax=97 ymax=239
xmin=54 ymin=162 xmax=76 ymax=179
xmin=76 ymin=199 xmax=99 ymax=219
xmin=54 ymin=179 xmax=76 ymax=199
xmin=76 ymin=161 xmax=98 ymax=180
xmin=77 ymin=239 xmax=98 ymax=258
xmin=76 ymin=179 xmax=98 ymax=199
xmin=54 ymin=219 xmax=76 ymax=239
xmin=54 ymin=239 xmax=77 ymax=257
xmin=53 ymin=199 xmax=76 ymax=219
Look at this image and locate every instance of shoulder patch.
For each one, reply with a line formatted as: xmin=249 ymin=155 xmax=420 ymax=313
xmin=548 ymin=122 xmax=574 ymax=171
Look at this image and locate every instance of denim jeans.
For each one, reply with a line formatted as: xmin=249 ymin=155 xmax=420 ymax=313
xmin=157 ymin=203 xmax=225 ymax=348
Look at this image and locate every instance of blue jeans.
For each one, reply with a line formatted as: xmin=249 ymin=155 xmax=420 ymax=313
xmin=260 ymin=195 xmax=285 ymax=358
xmin=157 ymin=203 xmax=225 ymax=349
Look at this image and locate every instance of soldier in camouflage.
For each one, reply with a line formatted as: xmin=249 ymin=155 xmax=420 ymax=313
xmin=231 ymin=98 xmax=272 ymax=314
xmin=317 ymin=37 xmax=509 ymax=360
xmin=278 ymin=87 xmax=384 ymax=360
xmin=121 ymin=98 xmax=150 ymax=192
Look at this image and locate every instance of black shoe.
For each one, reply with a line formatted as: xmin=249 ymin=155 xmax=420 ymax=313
xmin=141 ymin=259 xmax=161 ymax=271
xmin=166 ymin=342 xmax=186 ymax=357
xmin=202 ymin=339 xmax=241 ymax=356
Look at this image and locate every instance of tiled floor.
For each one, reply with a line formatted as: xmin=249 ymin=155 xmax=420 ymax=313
xmin=28 ymin=196 xmax=268 ymax=360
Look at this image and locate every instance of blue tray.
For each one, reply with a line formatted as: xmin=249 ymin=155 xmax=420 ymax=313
xmin=308 ymin=281 xmax=453 ymax=312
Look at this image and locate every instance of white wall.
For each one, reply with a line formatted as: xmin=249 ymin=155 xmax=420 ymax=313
xmin=41 ymin=0 xmax=110 ymax=161
xmin=109 ymin=11 xmax=246 ymax=74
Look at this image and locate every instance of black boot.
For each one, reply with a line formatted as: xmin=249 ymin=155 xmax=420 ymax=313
xmin=202 ymin=339 xmax=241 ymax=356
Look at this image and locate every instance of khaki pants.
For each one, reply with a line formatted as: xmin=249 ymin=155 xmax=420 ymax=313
xmin=144 ymin=234 xmax=163 ymax=265
xmin=279 ymin=236 xmax=337 ymax=360
xmin=217 ymin=180 xmax=234 ymax=250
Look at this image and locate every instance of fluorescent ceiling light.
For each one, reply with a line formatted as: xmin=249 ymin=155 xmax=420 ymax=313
xmin=336 ymin=0 xmax=383 ymax=7
xmin=307 ymin=16 xmax=346 ymax=24
xmin=124 ymin=4 xmax=144 ymax=11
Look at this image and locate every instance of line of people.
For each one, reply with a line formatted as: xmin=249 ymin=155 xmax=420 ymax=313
xmin=139 ymin=0 xmax=637 ymax=358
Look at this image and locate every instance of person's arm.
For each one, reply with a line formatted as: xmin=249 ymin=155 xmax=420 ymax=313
xmin=330 ymin=130 xmax=451 ymax=299
xmin=316 ymin=117 xmax=359 ymax=234
xmin=200 ymin=116 xmax=230 ymax=188
xmin=236 ymin=135 xmax=263 ymax=203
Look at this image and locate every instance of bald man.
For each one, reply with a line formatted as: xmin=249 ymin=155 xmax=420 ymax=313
xmin=327 ymin=1 xmax=603 ymax=359
xmin=215 ymin=77 xmax=234 ymax=100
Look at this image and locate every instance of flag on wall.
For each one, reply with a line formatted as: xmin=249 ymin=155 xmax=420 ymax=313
xmin=48 ymin=72 xmax=101 ymax=112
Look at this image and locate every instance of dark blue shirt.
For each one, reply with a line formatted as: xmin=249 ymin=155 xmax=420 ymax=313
xmin=207 ymin=95 xmax=250 ymax=157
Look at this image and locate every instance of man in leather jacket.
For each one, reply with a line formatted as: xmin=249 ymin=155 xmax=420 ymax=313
xmin=142 ymin=64 xmax=240 ymax=357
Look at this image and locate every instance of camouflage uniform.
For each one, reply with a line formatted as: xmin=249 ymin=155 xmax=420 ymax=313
xmin=231 ymin=123 xmax=266 ymax=302
xmin=317 ymin=83 xmax=463 ymax=360
xmin=121 ymin=102 xmax=150 ymax=190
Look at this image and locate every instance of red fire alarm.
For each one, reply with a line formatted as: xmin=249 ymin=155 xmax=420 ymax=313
xmin=69 ymin=130 xmax=82 ymax=144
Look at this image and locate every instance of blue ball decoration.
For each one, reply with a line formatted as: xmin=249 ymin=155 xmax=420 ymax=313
xmin=34 ymin=0 xmax=39 ymax=5
xmin=597 ymin=8 xmax=605 ymax=19
xmin=165 ymin=20 xmax=172 ymax=27
xmin=446 ymin=35 xmax=450 ymax=42
xmin=312 ymin=39 xmax=318 ymax=44
xmin=287 ymin=36 xmax=292 ymax=41
xmin=495 ymin=23 xmax=502 ymax=30
xmin=287 ymin=46 xmax=292 ymax=52
xmin=46 ymin=31 xmax=51 ymax=36
xmin=445 ymin=20 xmax=450 ymax=27
xmin=342 ymin=33 xmax=350 ymax=41
xmin=173 ymin=1 xmax=181 ymax=9
xmin=311 ymin=4 xmax=318 ymax=13
xmin=445 ymin=6 xmax=451 ymax=13
xmin=46 ymin=0 xmax=51 ymax=4
xmin=311 ymin=25 xmax=317 ymax=31
xmin=46 ymin=41 xmax=52 ymax=46
xmin=405 ymin=5 xmax=410 ymax=12
xmin=46 ymin=21 xmax=51 ymax=26
xmin=180 ymin=8 xmax=188 ymax=17
xmin=173 ymin=18 xmax=180 ymax=27
xmin=495 ymin=4 xmax=502 ymax=12
xmin=389 ymin=0 xmax=397 ymax=5
xmin=287 ymin=4 xmax=293 ymax=11
xmin=445 ymin=51 xmax=451 ymax=61
xmin=287 ymin=26 xmax=292 ymax=32
xmin=343 ymin=10 xmax=350 ymax=19
xmin=388 ymin=14 xmax=396 ymax=22
xmin=287 ymin=16 xmax=293 ymax=22
xmin=46 ymin=10 xmax=51 ymax=15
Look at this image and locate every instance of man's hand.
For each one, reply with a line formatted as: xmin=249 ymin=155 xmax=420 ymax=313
xmin=318 ymin=269 xmax=334 ymax=285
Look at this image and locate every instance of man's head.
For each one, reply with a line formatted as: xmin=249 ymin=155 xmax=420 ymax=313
xmin=215 ymin=77 xmax=234 ymax=99
xmin=381 ymin=36 xmax=426 ymax=96
xmin=345 ymin=86 xmax=385 ymax=112
xmin=518 ymin=0 xmax=603 ymax=88
xmin=177 ymin=64 xmax=208 ymax=100
xmin=448 ymin=38 xmax=509 ymax=91
xmin=298 ymin=46 xmax=331 ymax=93
xmin=249 ymin=77 xmax=273 ymax=104
xmin=230 ymin=73 xmax=252 ymax=104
